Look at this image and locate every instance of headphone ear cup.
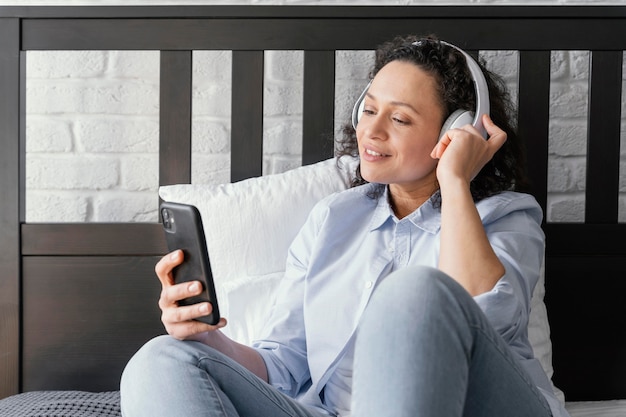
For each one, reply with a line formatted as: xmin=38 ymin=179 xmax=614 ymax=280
xmin=352 ymin=95 xmax=365 ymax=129
xmin=439 ymin=109 xmax=475 ymax=140
xmin=352 ymin=81 xmax=372 ymax=130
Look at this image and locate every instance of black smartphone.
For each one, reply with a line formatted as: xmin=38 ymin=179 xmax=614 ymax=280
xmin=160 ymin=201 xmax=220 ymax=325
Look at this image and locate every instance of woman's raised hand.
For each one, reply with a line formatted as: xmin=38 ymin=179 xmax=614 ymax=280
xmin=430 ymin=114 xmax=507 ymax=187
xmin=155 ymin=250 xmax=227 ymax=341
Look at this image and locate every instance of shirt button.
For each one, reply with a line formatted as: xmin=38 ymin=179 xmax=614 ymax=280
xmin=365 ymin=281 xmax=373 ymax=289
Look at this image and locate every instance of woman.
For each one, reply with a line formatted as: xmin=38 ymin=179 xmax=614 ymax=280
xmin=120 ymin=35 xmax=569 ymax=417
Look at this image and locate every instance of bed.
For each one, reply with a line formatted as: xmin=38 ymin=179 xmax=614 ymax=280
xmin=0 ymin=4 xmax=625 ymax=416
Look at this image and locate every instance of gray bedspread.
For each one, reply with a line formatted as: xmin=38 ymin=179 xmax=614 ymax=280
xmin=0 ymin=390 xmax=121 ymax=417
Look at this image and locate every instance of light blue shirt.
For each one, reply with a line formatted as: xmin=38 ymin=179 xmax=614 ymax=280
xmin=253 ymin=183 xmax=565 ymax=416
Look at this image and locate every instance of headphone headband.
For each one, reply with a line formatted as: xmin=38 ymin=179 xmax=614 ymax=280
xmin=351 ymin=39 xmax=490 ymax=139
xmin=436 ymin=41 xmax=490 ymax=138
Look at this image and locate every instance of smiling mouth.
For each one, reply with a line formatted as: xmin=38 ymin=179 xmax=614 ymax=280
xmin=365 ymin=148 xmax=389 ymax=157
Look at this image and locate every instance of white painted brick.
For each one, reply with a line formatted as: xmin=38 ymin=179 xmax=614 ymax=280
xmin=547 ymin=157 xmax=587 ymax=193
xmin=549 ymin=82 xmax=588 ymax=119
xmin=26 ymin=191 xmax=89 ymax=223
xmin=571 ymin=157 xmax=587 ymax=191
xmin=266 ymin=51 xmax=303 ymax=82
xmin=549 ymin=120 xmax=587 ymax=156
xmin=548 ymin=195 xmax=585 ymax=223
xmin=334 ymin=81 xmax=363 ymax=133
xmin=336 ymin=51 xmax=374 ymax=81
xmin=27 ymin=79 xmax=159 ymax=115
xmin=264 ymin=119 xmax=303 ymax=155
xmin=76 ymin=118 xmax=159 ymax=153
xmin=81 ymin=81 xmax=160 ymax=115
xmin=27 ymin=81 xmax=84 ymax=114
xmin=481 ymin=50 xmax=518 ymax=81
xmin=550 ymin=51 xmax=569 ymax=80
xmin=267 ymin=155 xmax=302 ymax=175
xmin=191 ymin=154 xmax=231 ymax=185
xmin=620 ymin=196 xmax=626 ymax=223
xmin=26 ymin=155 xmax=119 ymax=190
xmin=27 ymin=51 xmax=106 ymax=79
xmin=569 ymin=51 xmax=590 ymax=81
xmin=334 ymin=52 xmax=374 ymax=142
xmin=192 ymin=84 xmax=232 ymax=117
xmin=192 ymin=119 xmax=231 ymax=154
xmin=547 ymin=158 xmax=571 ymax=192
xmin=620 ymin=160 xmax=626 ymax=192
xmin=264 ymin=82 xmax=303 ymax=116
xmin=94 ymin=192 xmax=158 ymax=222
xmin=120 ymin=155 xmax=159 ymax=191
xmin=26 ymin=118 xmax=73 ymax=153
xmin=107 ymin=51 xmax=159 ymax=79
xmin=622 ymin=121 xmax=626 ymax=156
xmin=193 ymin=51 xmax=232 ymax=83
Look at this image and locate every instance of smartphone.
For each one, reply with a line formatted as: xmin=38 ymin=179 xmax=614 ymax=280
xmin=160 ymin=201 xmax=220 ymax=325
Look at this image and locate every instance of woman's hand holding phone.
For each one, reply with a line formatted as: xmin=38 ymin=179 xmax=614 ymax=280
xmin=155 ymin=249 xmax=227 ymax=341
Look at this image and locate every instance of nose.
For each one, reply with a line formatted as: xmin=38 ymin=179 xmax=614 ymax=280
xmin=359 ymin=113 xmax=388 ymax=141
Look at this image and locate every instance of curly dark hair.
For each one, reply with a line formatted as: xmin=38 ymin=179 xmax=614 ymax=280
xmin=336 ymin=34 xmax=529 ymax=202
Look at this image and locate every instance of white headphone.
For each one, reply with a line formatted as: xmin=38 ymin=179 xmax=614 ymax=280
xmin=351 ymin=40 xmax=490 ymax=140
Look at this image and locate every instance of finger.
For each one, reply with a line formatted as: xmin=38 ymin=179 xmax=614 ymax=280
xmin=482 ymin=114 xmax=507 ymax=149
xmin=155 ymin=250 xmax=184 ymax=287
xmin=164 ymin=304 xmax=228 ymax=340
xmin=431 ymin=133 xmax=451 ymax=159
xmin=161 ymin=299 xmax=213 ymax=324
xmin=168 ymin=317 xmax=228 ymax=341
xmin=159 ymin=280 xmax=203 ymax=308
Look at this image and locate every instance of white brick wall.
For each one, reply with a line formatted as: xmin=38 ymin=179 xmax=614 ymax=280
xmin=22 ymin=0 xmax=626 ymax=223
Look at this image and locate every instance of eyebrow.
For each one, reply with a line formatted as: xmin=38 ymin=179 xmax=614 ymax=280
xmin=365 ymin=91 xmax=419 ymax=114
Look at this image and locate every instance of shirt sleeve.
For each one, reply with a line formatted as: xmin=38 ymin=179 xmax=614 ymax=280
xmin=473 ymin=198 xmax=545 ymax=357
xmin=251 ymin=195 xmax=332 ymax=397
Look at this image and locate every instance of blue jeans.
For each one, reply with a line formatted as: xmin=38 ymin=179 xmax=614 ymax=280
xmin=120 ymin=266 xmax=552 ymax=417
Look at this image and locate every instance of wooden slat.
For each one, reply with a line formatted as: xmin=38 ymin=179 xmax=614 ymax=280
xmin=3 ymin=5 xmax=626 ymax=19
xmin=545 ymin=254 xmax=626 ymax=400
xmin=545 ymin=224 xmax=626 ymax=398
xmin=585 ymin=50 xmax=623 ymax=223
xmin=22 ymin=256 xmax=164 ymax=391
xmin=302 ymin=50 xmax=336 ymax=165
xmin=0 ymin=17 xmax=21 ymax=399
xmin=518 ymin=51 xmax=551 ymax=214
xmin=544 ymin=224 xmax=626 ymax=256
xmin=21 ymin=17 xmax=626 ymax=52
xmin=231 ymin=50 xmax=264 ymax=182
xmin=160 ymin=50 xmax=192 ymax=186
xmin=21 ymin=224 xmax=167 ymax=256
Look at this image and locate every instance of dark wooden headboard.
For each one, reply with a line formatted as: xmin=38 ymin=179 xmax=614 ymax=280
xmin=0 ymin=5 xmax=624 ymax=402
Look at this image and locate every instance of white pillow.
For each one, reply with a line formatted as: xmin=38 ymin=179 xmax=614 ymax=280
xmin=529 ymin=259 xmax=565 ymax=403
xmin=159 ymin=156 xmax=557 ymax=397
xmin=160 ymin=157 xmax=355 ymax=286
xmin=159 ymin=157 xmax=355 ymax=340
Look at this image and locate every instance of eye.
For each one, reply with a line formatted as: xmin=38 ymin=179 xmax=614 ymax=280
xmin=361 ymin=106 xmax=376 ymax=117
xmin=392 ymin=116 xmax=409 ymax=125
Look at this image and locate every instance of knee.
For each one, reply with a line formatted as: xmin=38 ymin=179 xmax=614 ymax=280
xmin=364 ymin=266 xmax=470 ymax=324
xmin=124 ymin=335 xmax=178 ymax=366
xmin=121 ymin=335 xmax=197 ymax=390
xmin=372 ymin=266 xmax=457 ymax=305
xmin=121 ymin=335 xmax=172 ymax=383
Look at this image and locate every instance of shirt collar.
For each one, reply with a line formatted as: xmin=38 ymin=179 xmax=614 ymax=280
xmin=368 ymin=185 xmax=441 ymax=234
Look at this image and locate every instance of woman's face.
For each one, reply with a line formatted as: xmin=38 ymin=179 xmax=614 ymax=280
xmin=356 ymin=60 xmax=445 ymax=192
